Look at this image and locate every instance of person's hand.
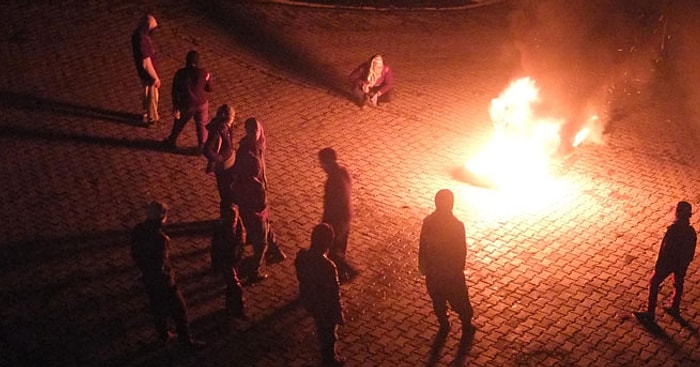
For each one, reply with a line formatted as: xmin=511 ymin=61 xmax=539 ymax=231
xmin=173 ymin=109 xmax=181 ymax=120
xmin=362 ymin=83 xmax=370 ymax=94
xmin=154 ymin=78 xmax=161 ymax=88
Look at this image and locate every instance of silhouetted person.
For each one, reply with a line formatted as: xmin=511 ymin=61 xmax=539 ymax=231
xmin=165 ymin=50 xmax=212 ymax=152
xmin=130 ymin=201 xmax=205 ymax=349
xmin=231 ymin=117 xmax=286 ymax=282
xmin=203 ymin=105 xmax=237 ymax=215
xmin=349 ymin=54 xmax=394 ymax=109
xmin=295 ymin=223 xmax=346 ymax=366
xmin=210 ymin=204 xmax=247 ymax=319
xmin=319 ymin=148 xmax=356 ymax=282
xmin=419 ymin=189 xmax=475 ymax=340
xmin=636 ymin=201 xmax=696 ymax=322
xmin=131 ymin=13 xmax=161 ymax=125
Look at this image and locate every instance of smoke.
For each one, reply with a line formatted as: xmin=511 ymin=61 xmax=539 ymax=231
xmin=508 ymin=0 xmax=666 ymax=145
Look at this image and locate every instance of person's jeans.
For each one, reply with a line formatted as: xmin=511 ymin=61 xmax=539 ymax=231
xmin=167 ymin=103 xmax=209 ymax=147
xmin=142 ymin=84 xmax=159 ymax=122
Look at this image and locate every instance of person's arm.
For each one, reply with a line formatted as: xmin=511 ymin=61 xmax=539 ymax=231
xmin=205 ymin=72 xmax=212 ymax=92
xmin=418 ymin=221 xmax=428 ymax=276
xmin=143 ymin=57 xmax=160 ymax=88
xmin=377 ymin=66 xmax=394 ymax=96
xmin=203 ymin=128 xmax=225 ymax=163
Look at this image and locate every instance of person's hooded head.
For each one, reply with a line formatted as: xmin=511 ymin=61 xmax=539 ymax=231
xmin=676 ymin=201 xmax=693 ymax=222
xmin=215 ymin=104 xmax=235 ymax=126
xmin=138 ymin=14 xmax=158 ymax=34
xmin=434 ymin=189 xmax=454 ymax=213
xmin=185 ymin=50 xmax=199 ymax=68
xmin=310 ymin=223 xmax=335 ymax=255
xmin=146 ymin=201 xmax=168 ymax=223
xmin=318 ymin=147 xmax=337 ymax=172
xmin=244 ymin=117 xmax=266 ymax=150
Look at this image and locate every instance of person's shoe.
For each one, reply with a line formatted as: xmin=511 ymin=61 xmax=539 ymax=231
xmin=266 ymin=250 xmax=287 ymax=265
xmin=663 ymin=306 xmax=681 ymax=317
xmin=633 ymin=311 xmax=655 ymax=323
xmin=180 ymin=338 xmax=206 ymax=350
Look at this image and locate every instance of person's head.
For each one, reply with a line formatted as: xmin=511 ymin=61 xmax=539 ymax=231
xmin=146 ymin=201 xmax=168 ymax=223
xmin=216 ymin=104 xmax=235 ymax=125
xmin=434 ymin=189 xmax=454 ymax=212
xmin=245 ymin=117 xmax=262 ymax=141
xmin=139 ymin=14 xmax=158 ymax=33
xmin=370 ymin=54 xmax=384 ymax=72
xmin=310 ymin=223 xmax=335 ymax=254
xmin=676 ymin=201 xmax=692 ymax=221
xmin=318 ymin=147 xmax=337 ymax=171
xmin=185 ymin=50 xmax=199 ymax=68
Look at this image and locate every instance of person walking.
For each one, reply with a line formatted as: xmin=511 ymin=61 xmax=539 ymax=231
xmin=349 ymin=54 xmax=394 ymax=109
xmin=210 ymin=204 xmax=247 ymax=319
xmin=295 ymin=223 xmax=346 ymax=366
xmin=203 ymin=104 xmax=237 ymax=215
xmin=419 ymin=189 xmax=475 ymax=340
xmin=164 ymin=50 xmax=213 ymax=152
xmin=231 ymin=117 xmax=286 ymax=283
xmin=131 ymin=13 xmax=161 ymax=126
xmin=318 ymin=148 xmax=356 ymax=282
xmin=636 ymin=201 xmax=697 ymax=322
xmin=130 ymin=201 xmax=205 ymax=349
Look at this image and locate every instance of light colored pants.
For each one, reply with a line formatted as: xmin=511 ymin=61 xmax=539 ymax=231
xmin=142 ymin=84 xmax=159 ymax=122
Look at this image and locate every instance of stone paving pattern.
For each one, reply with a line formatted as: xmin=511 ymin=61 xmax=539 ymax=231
xmin=1 ymin=0 xmax=700 ymax=366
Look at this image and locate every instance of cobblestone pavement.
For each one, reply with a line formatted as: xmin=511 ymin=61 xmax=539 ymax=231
xmin=2 ymin=1 xmax=700 ymax=366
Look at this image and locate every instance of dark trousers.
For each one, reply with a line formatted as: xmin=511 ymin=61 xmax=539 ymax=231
xmin=327 ymin=221 xmax=354 ymax=278
xmin=426 ymin=276 xmax=473 ymax=327
xmin=222 ymin=267 xmax=244 ymax=314
xmin=239 ymin=208 xmax=284 ymax=277
xmin=314 ymin=318 xmax=340 ymax=363
xmin=145 ymin=283 xmax=192 ymax=342
xmin=214 ymin=167 xmax=234 ymax=215
xmin=647 ymin=266 xmax=688 ymax=315
xmin=167 ymin=103 xmax=209 ymax=147
xmin=352 ymin=85 xmax=394 ymax=106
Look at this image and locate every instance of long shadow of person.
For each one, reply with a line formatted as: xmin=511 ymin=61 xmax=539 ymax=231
xmin=426 ymin=328 xmax=449 ymax=367
xmin=452 ymin=329 xmax=475 ymax=367
xmin=663 ymin=308 xmax=699 ymax=337
xmin=633 ymin=312 xmax=671 ymax=340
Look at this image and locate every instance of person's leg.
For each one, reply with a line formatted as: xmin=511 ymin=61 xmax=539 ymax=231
xmin=193 ymin=104 xmax=209 ymax=150
xmin=240 ymin=209 xmax=268 ymax=280
xmin=670 ymin=267 xmax=688 ymax=313
xmin=446 ymin=280 xmax=474 ymax=335
xmin=146 ymin=286 xmax=171 ymax=342
xmin=647 ymin=269 xmax=671 ymax=317
xmin=167 ymin=285 xmax=194 ymax=343
xmin=315 ymin=319 xmax=343 ymax=364
xmin=166 ymin=111 xmax=194 ymax=146
xmin=223 ymin=267 xmax=245 ymax=317
xmin=426 ymin=279 xmax=450 ymax=329
xmin=265 ymin=228 xmax=287 ymax=264
xmin=352 ymin=85 xmax=368 ymax=107
xmin=148 ymin=85 xmax=159 ymax=122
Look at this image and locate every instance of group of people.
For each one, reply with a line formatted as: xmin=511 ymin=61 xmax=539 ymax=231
xmin=130 ymin=11 xmax=696 ymax=367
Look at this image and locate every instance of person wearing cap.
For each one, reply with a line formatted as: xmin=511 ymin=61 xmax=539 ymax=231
xmin=131 ymin=13 xmax=161 ymax=126
xmin=130 ymin=201 xmax=205 ymax=349
xmin=295 ymin=223 xmax=346 ymax=366
xmin=164 ymin=50 xmax=213 ymax=152
xmin=349 ymin=54 xmax=394 ymax=109
xmin=636 ymin=201 xmax=697 ymax=321
xmin=318 ymin=147 xmax=356 ymax=283
xmin=419 ymin=189 xmax=475 ymax=341
xmin=210 ymin=204 xmax=247 ymax=319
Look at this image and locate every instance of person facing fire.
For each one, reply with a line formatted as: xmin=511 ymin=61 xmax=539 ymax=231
xmin=295 ymin=223 xmax=346 ymax=366
xmin=210 ymin=204 xmax=247 ymax=319
xmin=636 ymin=201 xmax=696 ymax=322
xmin=419 ymin=189 xmax=475 ymax=340
xmin=349 ymin=54 xmax=394 ymax=109
xmin=130 ymin=201 xmax=205 ymax=349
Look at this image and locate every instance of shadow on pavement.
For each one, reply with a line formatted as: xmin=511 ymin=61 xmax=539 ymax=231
xmin=189 ymin=0 xmax=354 ymax=100
xmin=0 ymin=91 xmax=143 ymax=127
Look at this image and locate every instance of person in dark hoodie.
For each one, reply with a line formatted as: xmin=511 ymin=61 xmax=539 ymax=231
xmin=131 ymin=13 xmax=161 ymax=125
xmin=203 ymin=105 xmax=237 ymax=215
xmin=295 ymin=223 xmax=346 ymax=366
xmin=636 ymin=201 xmax=696 ymax=322
xmin=164 ymin=50 xmax=212 ymax=152
xmin=130 ymin=201 xmax=205 ymax=349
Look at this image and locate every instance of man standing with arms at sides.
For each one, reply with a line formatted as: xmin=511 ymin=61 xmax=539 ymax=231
xmin=636 ymin=201 xmax=696 ymax=322
xmin=131 ymin=13 xmax=161 ymax=126
xmin=130 ymin=201 xmax=205 ymax=349
xmin=318 ymin=148 xmax=356 ymax=283
xmin=295 ymin=223 xmax=346 ymax=366
xmin=164 ymin=50 xmax=212 ymax=152
xmin=419 ymin=189 xmax=475 ymax=341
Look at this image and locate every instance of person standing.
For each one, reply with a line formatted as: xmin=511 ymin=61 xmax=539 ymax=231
xmin=203 ymin=105 xmax=236 ymax=215
xmin=295 ymin=223 xmax=346 ymax=366
xmin=131 ymin=13 xmax=161 ymax=126
xmin=636 ymin=201 xmax=697 ymax=322
xmin=419 ymin=189 xmax=475 ymax=340
xmin=231 ymin=117 xmax=286 ymax=283
xmin=210 ymin=204 xmax=247 ymax=319
xmin=130 ymin=201 xmax=205 ymax=349
xmin=318 ymin=148 xmax=356 ymax=282
xmin=349 ymin=54 xmax=394 ymax=109
xmin=164 ymin=50 xmax=213 ymax=152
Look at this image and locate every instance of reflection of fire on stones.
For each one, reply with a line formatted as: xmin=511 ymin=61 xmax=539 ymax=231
xmin=463 ymin=77 xmax=596 ymax=190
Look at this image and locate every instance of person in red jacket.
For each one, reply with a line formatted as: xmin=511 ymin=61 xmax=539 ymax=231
xmin=636 ymin=201 xmax=696 ymax=322
xmin=349 ymin=54 xmax=394 ymax=109
xmin=164 ymin=50 xmax=212 ymax=152
xmin=295 ymin=223 xmax=346 ymax=366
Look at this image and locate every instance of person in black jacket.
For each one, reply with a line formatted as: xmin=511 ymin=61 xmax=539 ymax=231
xmin=164 ymin=50 xmax=212 ymax=152
xmin=636 ymin=201 xmax=697 ymax=321
xmin=295 ymin=223 xmax=346 ymax=366
xmin=203 ymin=105 xmax=236 ymax=215
xmin=130 ymin=201 xmax=205 ymax=348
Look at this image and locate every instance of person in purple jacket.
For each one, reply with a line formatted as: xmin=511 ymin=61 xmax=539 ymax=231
xmin=164 ymin=50 xmax=212 ymax=152
xmin=349 ymin=54 xmax=394 ymax=109
xmin=131 ymin=13 xmax=161 ymax=125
